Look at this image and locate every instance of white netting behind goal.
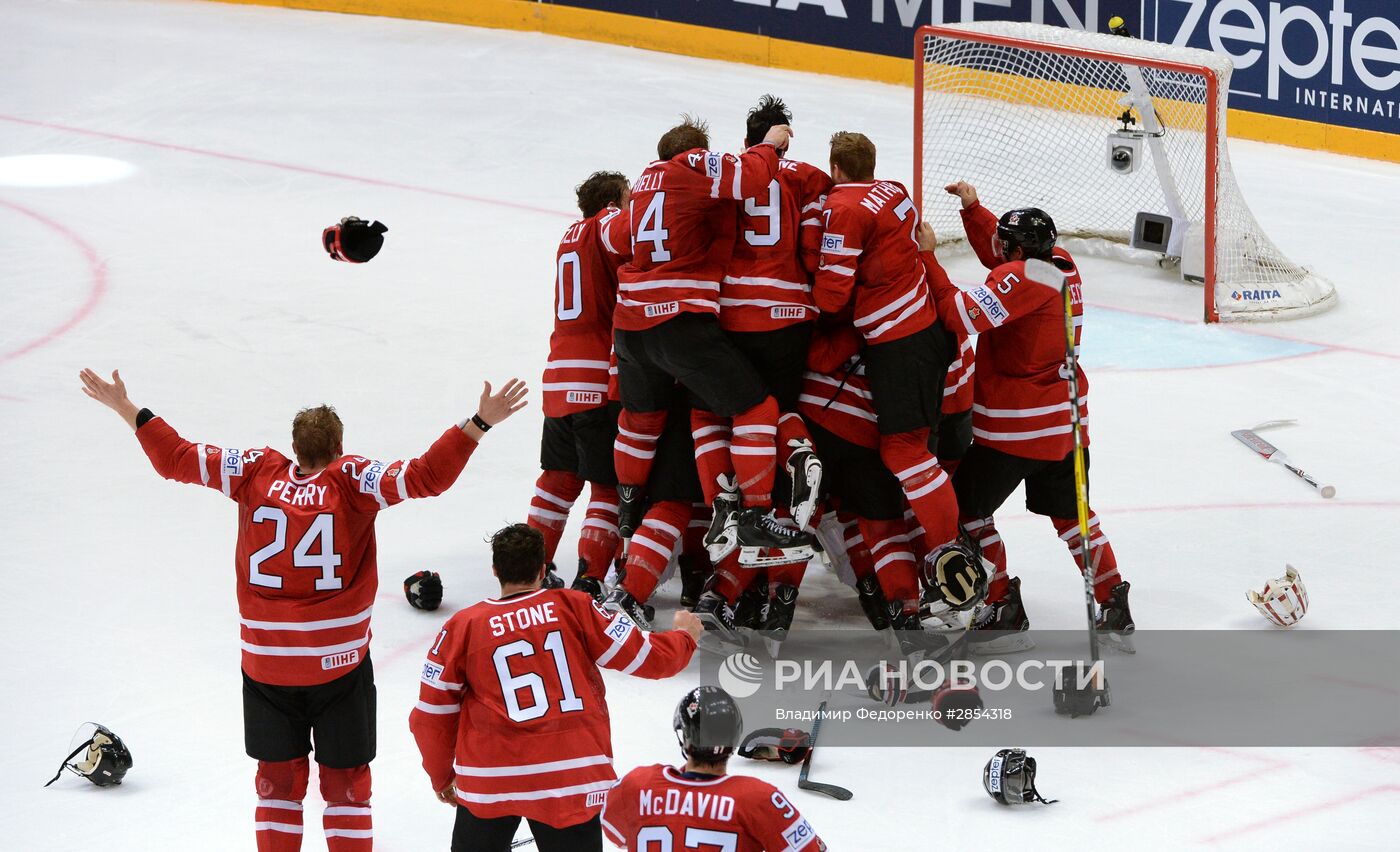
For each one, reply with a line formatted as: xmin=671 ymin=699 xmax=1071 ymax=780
xmin=917 ymin=22 xmax=1336 ymax=322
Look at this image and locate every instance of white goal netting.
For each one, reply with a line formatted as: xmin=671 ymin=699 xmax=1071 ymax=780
xmin=917 ymin=22 xmax=1336 ymax=322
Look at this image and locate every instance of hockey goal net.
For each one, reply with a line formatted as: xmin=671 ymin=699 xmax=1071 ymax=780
xmin=915 ymin=22 xmax=1336 ymax=322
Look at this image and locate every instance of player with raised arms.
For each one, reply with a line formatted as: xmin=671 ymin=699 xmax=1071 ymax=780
xmin=410 ymin=524 xmax=703 ymax=851
xmin=79 ymin=367 xmax=528 ymax=852
xmin=921 ymin=181 xmax=1133 ymax=652
xmin=602 ymin=686 xmax=825 ymax=851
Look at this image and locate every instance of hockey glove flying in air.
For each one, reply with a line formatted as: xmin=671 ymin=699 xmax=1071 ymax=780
xmin=404 ymin=570 xmax=443 ymax=611
xmin=323 ymin=216 xmax=388 ymax=263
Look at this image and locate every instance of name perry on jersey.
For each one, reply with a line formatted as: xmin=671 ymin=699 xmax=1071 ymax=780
xmin=638 ymin=787 xmax=737 ymax=821
xmin=265 ymin=480 xmax=329 ymax=507
xmin=489 ymin=600 xmax=560 ymax=637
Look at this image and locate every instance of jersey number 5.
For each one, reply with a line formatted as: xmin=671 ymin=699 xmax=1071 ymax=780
xmin=493 ymin=630 xmax=585 ymax=722
xmin=248 ymin=508 xmax=343 ymax=591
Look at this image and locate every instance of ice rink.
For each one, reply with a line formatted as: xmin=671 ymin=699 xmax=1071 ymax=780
xmin=4 ymin=0 xmax=1399 ymax=848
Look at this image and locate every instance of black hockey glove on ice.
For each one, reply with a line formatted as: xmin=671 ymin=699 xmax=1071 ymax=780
xmin=933 ymin=684 xmax=984 ymax=731
xmin=404 ymin=570 xmax=443 ymax=611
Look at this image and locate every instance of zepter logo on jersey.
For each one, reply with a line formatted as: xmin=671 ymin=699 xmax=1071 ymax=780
xmin=358 ymin=460 xmax=386 ymax=496
xmin=222 ymin=448 xmax=244 ymax=478
xmin=822 ymin=234 xmax=845 ymax=253
xmin=704 ymin=152 xmax=722 ymax=179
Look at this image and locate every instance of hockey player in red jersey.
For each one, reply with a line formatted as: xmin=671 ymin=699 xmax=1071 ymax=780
xmin=797 ymin=326 xmax=986 ymax=657
xmin=410 ymin=524 xmax=703 ymax=852
xmin=922 ymin=181 xmax=1134 ymax=653
xmin=529 ymin=170 xmax=632 ymax=600
xmin=611 ymin=115 xmax=817 ymax=579
xmin=79 ymin=368 xmax=528 ymax=852
xmin=691 ymin=95 xmax=834 ymax=641
xmin=602 ymin=687 xmax=825 ymax=852
xmin=812 ymin=132 xmax=978 ymax=643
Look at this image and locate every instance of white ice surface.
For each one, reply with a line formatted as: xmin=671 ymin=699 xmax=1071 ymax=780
xmin=3 ymin=1 xmax=1399 ymax=849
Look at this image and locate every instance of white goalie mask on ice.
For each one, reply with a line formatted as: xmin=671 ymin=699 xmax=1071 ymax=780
xmin=1247 ymin=565 xmax=1309 ymax=627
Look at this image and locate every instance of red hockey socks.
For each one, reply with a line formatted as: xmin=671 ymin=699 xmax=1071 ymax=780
xmin=963 ymin=516 xmax=1008 ymax=602
xmin=577 ymin=484 xmax=621 ymax=580
xmin=1052 ymin=515 xmax=1122 ymax=603
xmin=620 ymin=501 xmax=690 ymax=603
xmin=710 ymin=551 xmax=762 ymax=604
xmin=878 ymin=430 xmax=959 ymax=551
xmin=730 ymin=396 xmax=779 ymax=509
xmin=690 ymin=409 xmax=734 ymax=505
xmin=615 ymin=408 xmax=667 ymax=488
xmin=255 ymin=758 xmax=308 ymax=852
xmin=858 ymin=517 xmax=920 ymax=613
xmin=320 ymin=765 xmax=372 ymax=850
xmin=838 ymin=513 xmax=877 ymax=581
xmin=776 ymin=411 xmax=813 ymax=469
xmin=902 ymin=507 xmax=929 ymax=563
xmin=528 ymin=469 xmax=584 ymax=561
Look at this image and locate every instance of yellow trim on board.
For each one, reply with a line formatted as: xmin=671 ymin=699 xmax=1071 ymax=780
xmin=213 ymin=0 xmax=1395 ymax=163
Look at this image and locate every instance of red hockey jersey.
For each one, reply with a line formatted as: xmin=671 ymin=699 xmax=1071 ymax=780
xmin=798 ymin=325 xmax=879 ymax=450
xmin=544 ymin=205 xmax=630 ymax=418
xmin=721 ymin=158 xmax=832 ymax=332
xmin=614 ymin=144 xmax=781 ymax=331
xmin=135 ymin=417 xmax=479 ymax=686
xmin=925 ymin=201 xmax=1089 ymax=461
xmin=601 ymin=764 xmax=825 ymax=852
xmin=813 ymin=180 xmax=936 ymax=345
xmin=409 ymin=589 xmax=697 ymax=828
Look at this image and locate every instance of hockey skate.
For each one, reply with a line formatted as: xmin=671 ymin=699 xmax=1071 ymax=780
xmin=785 ymin=438 xmax=823 ymax=531
xmin=890 ymin=607 xmax=957 ymax=662
xmin=571 ymin=575 xmax=605 ymax=603
xmin=758 ymin=583 xmax=799 ymax=657
xmin=542 ymin=563 xmax=565 ymax=590
xmin=732 ymin=575 xmax=769 ymax=631
xmin=601 ymin=586 xmax=653 ymax=631
xmin=617 ymin=484 xmax=645 ymax=540
xmin=967 ymin=576 xmax=1035 ymax=654
xmin=704 ymin=479 xmax=741 ymax=562
xmin=919 ymin=596 xmax=967 ymax=633
xmin=678 ymin=553 xmax=710 ymax=610
xmin=1095 ymin=581 xmax=1136 ymax=654
xmin=693 ymin=590 xmax=747 ymax=654
xmin=736 ymin=509 xmax=823 ymax=568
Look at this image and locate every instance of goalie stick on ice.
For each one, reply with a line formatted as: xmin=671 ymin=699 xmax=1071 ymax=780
xmin=1231 ymin=421 xmax=1335 ymax=499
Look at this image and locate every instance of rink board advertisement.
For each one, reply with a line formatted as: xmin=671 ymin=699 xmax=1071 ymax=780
xmin=217 ymin=0 xmax=1398 ymax=159
xmin=696 ymin=630 xmax=1400 ymax=747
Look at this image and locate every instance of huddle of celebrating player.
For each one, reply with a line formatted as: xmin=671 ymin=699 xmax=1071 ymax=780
xmin=528 ymin=95 xmax=1135 ymax=661
xmin=73 ymin=93 xmax=1137 ymax=852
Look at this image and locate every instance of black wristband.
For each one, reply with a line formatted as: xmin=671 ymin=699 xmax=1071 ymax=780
xmin=470 ymin=413 xmax=492 ymax=433
xmin=135 ymin=408 xmax=155 ymax=428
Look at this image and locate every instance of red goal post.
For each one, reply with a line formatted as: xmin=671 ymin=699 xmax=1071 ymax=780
xmin=914 ymin=22 xmax=1336 ymax=323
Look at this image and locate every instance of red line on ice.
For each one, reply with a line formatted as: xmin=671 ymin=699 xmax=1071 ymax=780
xmin=0 ymin=198 xmax=109 ymax=366
xmin=1198 ymin=785 xmax=1400 ymax=844
xmin=0 ymin=114 xmax=576 ymax=219
xmin=1083 ymin=299 xmax=1400 ymax=363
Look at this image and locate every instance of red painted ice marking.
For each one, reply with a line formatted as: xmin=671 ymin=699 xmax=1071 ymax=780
xmin=1198 ymin=785 xmax=1400 ymax=844
xmin=0 ymin=114 xmax=575 ymax=219
xmin=0 ymin=198 xmax=109 ymax=366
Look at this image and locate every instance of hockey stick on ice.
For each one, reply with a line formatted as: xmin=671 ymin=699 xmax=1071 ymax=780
xmin=797 ymin=700 xmax=852 ymax=800
xmin=1231 ymin=428 xmax=1336 ymax=498
xmin=510 ymin=837 xmax=535 ymax=849
xmin=1056 ymin=272 xmax=1101 ymax=664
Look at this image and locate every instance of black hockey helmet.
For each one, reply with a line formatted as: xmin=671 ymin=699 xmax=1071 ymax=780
xmin=983 ymin=747 xmax=1056 ymax=805
xmin=322 ymin=216 xmax=388 ymax=263
xmin=45 ymin=723 xmax=133 ymax=788
xmin=673 ymin=686 xmax=745 ymax=762
xmin=996 ymin=208 xmax=1057 ymax=261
